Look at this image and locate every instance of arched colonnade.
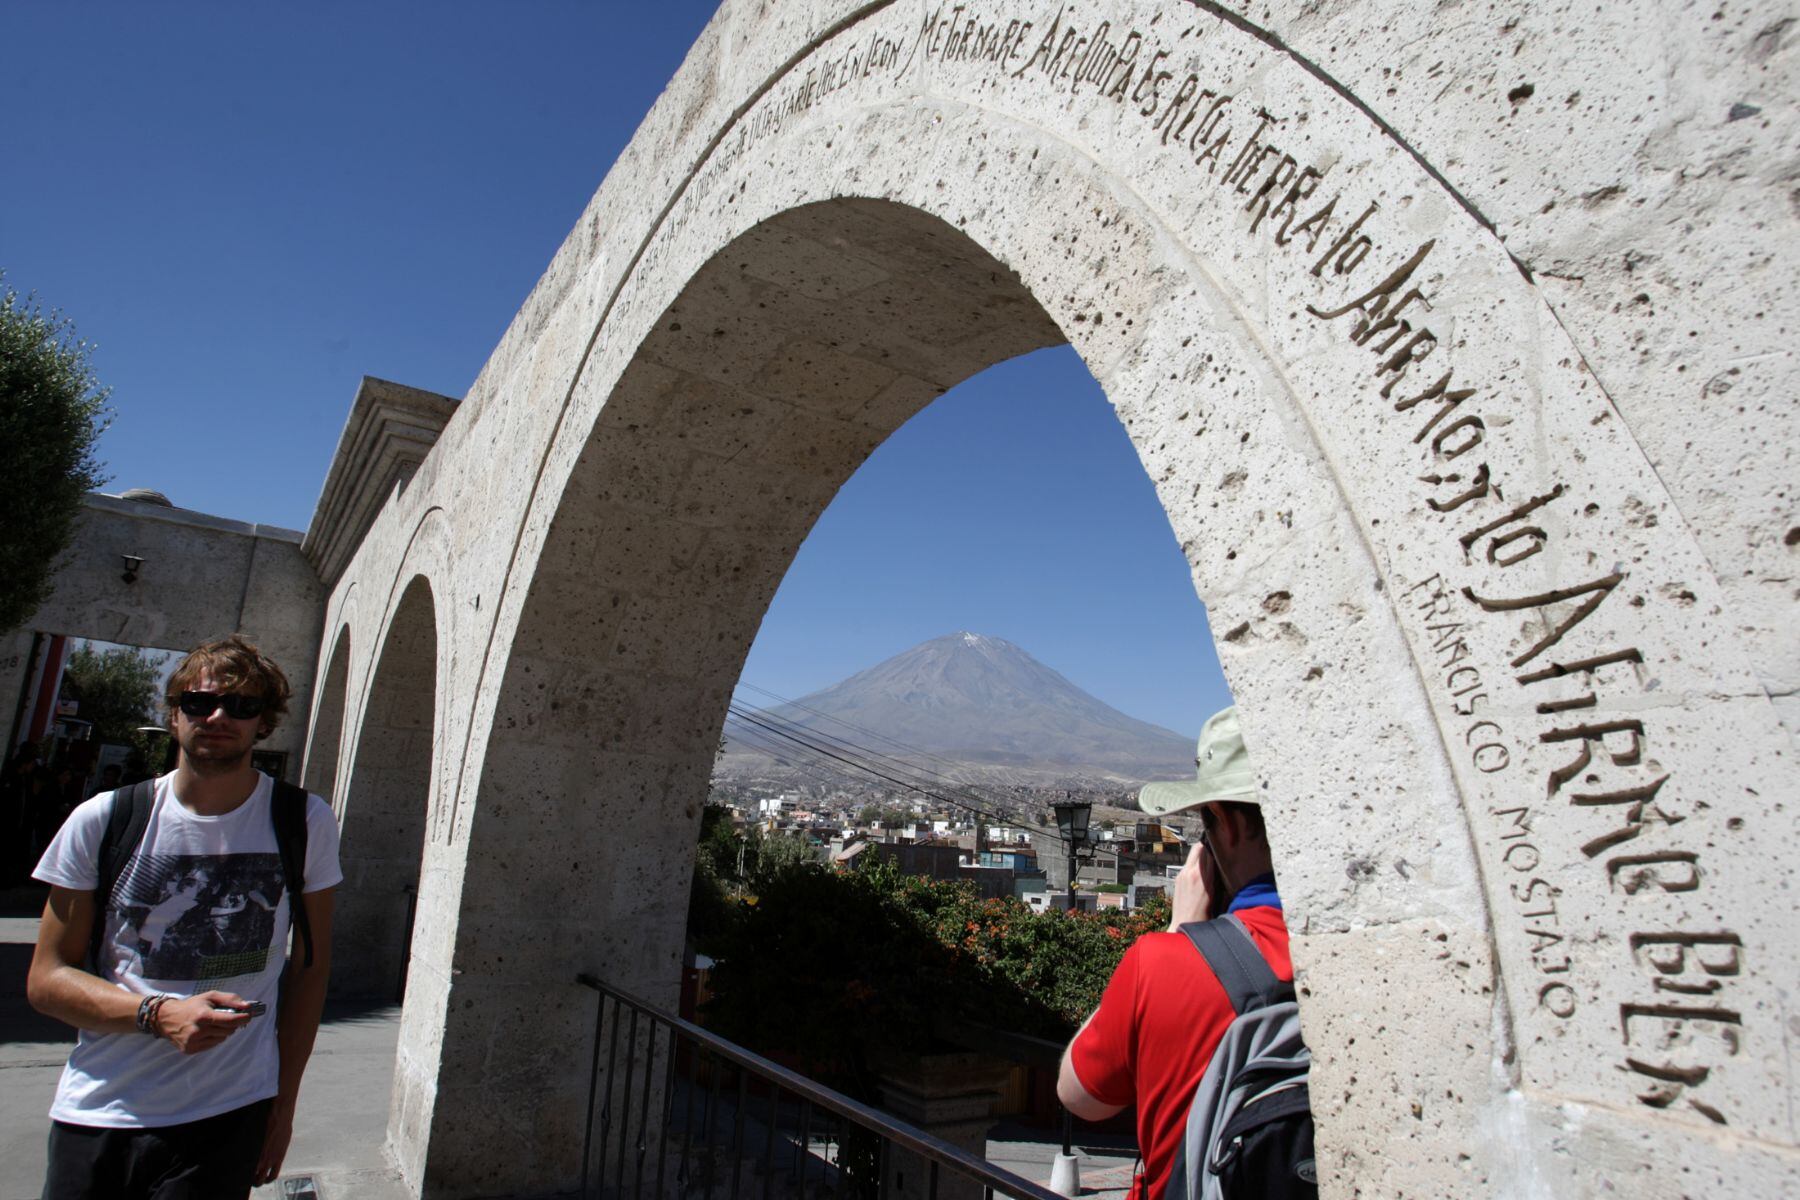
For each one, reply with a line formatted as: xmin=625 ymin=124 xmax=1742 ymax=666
xmin=299 ymin=3 xmax=1800 ymax=1196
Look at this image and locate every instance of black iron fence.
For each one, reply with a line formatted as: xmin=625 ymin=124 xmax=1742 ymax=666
xmin=575 ymin=973 xmax=1066 ymax=1200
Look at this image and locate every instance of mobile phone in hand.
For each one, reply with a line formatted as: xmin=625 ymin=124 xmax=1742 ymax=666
xmin=1202 ymin=852 xmax=1229 ymax=920
xmin=216 ymin=1001 xmax=267 ymax=1017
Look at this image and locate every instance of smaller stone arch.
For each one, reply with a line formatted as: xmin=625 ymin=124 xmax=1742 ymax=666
xmin=334 ymin=576 xmax=438 ymax=1000
xmin=302 ymin=624 xmax=352 ymax=809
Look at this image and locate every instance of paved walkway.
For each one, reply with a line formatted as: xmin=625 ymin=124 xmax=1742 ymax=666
xmin=2 ymin=887 xmax=1133 ymax=1200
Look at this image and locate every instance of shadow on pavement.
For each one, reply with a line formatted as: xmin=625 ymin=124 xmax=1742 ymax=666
xmin=320 ymin=997 xmax=402 ymax=1027
xmin=0 ymin=939 xmax=75 ymax=1047
xmin=988 ymin=1116 xmax=1139 ymax=1155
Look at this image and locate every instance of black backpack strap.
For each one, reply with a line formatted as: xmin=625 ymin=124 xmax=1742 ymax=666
xmin=90 ymin=779 xmax=155 ymax=973
xmin=270 ymin=779 xmax=313 ymax=968
xmin=1181 ymin=914 xmax=1283 ymax=1015
xmin=1219 ymin=1082 xmax=1311 ymax=1145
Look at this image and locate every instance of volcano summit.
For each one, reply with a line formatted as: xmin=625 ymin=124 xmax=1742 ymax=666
xmin=720 ymin=632 xmax=1196 ymax=789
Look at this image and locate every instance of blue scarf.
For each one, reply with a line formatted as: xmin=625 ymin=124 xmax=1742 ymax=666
xmin=1227 ymin=872 xmax=1282 ymax=913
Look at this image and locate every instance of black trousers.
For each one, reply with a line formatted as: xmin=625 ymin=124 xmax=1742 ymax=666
xmin=43 ymin=1098 xmax=273 ymax=1200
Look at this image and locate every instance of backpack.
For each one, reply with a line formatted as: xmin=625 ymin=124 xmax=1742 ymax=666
xmin=89 ymin=775 xmax=315 ymax=973
xmin=1162 ymin=914 xmax=1318 ymax=1200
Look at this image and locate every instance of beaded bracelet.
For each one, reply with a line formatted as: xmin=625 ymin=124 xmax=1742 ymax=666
xmin=135 ymin=993 xmax=155 ymax=1034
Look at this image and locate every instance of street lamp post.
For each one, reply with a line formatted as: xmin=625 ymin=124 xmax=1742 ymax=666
xmin=1050 ymin=796 xmax=1094 ymax=1195
xmin=1052 ymin=797 xmax=1092 ymax=912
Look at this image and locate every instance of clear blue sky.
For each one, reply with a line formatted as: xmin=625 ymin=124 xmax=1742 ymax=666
xmin=3 ymin=1 xmax=1231 ymax=737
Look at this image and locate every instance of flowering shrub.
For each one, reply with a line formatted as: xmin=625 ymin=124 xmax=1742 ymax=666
xmin=693 ymin=855 xmax=1170 ymax=1093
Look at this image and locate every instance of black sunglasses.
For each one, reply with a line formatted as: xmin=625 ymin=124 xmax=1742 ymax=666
xmin=177 ymin=691 xmax=267 ymax=720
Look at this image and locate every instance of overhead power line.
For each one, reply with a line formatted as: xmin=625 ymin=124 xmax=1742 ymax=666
xmin=721 ymin=689 xmax=1192 ymax=874
xmin=727 ymin=688 xmax=1037 ymax=824
xmin=734 ymin=681 xmax=1044 ymax=811
xmin=725 ymin=701 xmax=1037 ymax=837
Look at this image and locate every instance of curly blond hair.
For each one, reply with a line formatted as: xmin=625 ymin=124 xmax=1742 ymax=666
xmin=165 ymin=634 xmax=292 ymax=741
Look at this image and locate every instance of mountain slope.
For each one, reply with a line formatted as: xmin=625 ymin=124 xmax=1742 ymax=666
xmin=721 ymin=632 xmax=1195 ymax=788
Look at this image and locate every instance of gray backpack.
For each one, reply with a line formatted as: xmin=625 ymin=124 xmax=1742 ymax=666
xmin=1162 ymin=915 xmax=1317 ymax=1200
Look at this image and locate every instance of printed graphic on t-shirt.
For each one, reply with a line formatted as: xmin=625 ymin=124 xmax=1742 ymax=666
xmin=110 ymin=852 xmax=283 ymax=985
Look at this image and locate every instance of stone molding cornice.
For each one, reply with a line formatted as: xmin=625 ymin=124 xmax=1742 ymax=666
xmin=303 ymin=376 xmax=458 ymax=589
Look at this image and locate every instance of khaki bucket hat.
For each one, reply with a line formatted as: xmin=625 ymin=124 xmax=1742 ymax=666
xmin=1139 ymin=705 xmax=1257 ymax=816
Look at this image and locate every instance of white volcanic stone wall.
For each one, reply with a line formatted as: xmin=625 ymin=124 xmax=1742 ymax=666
xmin=307 ymin=2 xmax=1798 ymax=1196
xmin=2 ymin=494 xmax=324 ymax=778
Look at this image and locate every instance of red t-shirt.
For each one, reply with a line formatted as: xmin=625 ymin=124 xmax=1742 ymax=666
xmin=1068 ymin=907 xmax=1292 ymax=1200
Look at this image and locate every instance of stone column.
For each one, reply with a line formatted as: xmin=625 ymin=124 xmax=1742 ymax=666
xmin=874 ymin=1052 xmax=1015 ymax=1200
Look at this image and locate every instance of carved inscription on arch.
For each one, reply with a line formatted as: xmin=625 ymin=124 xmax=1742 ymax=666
xmin=896 ymin=1 xmax=1752 ymax=1126
xmin=1324 ymin=239 xmax=1742 ymax=1124
xmin=678 ymin=0 xmax=1757 ymax=1127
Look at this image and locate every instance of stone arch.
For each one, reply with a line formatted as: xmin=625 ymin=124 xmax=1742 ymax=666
xmin=366 ymin=3 xmax=1797 ymax=1196
xmin=424 ymin=177 xmax=1477 ymax=1196
xmin=302 ymin=624 xmax=352 ymax=806
xmin=335 ymin=575 xmax=439 ymax=1001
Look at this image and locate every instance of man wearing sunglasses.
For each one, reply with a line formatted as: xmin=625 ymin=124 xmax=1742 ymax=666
xmin=1056 ymin=706 xmax=1293 ymax=1200
xmin=27 ymin=635 xmax=342 ymax=1198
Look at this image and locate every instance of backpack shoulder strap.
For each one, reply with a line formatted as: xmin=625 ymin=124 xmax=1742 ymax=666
xmin=1181 ymin=914 xmax=1282 ymax=1015
xmin=90 ymin=779 xmax=155 ymax=972
xmin=270 ymin=778 xmax=314 ymax=968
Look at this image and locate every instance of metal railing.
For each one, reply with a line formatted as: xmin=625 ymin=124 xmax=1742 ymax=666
xmin=576 ymin=974 xmax=1065 ymax=1200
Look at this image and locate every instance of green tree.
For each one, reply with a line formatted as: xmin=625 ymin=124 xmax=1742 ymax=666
xmin=0 ymin=276 xmax=111 ymax=633
xmin=745 ymin=828 xmax=820 ymax=892
xmin=60 ymin=644 xmax=161 ymax=744
xmin=698 ymin=856 xmax=1175 ymax=1090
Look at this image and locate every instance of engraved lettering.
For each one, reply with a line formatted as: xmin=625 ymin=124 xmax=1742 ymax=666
xmin=1462 ymin=571 xmax=1625 ymax=667
xmin=1269 ymin=166 xmax=1324 ymax=244
xmin=1396 ymin=369 xmax=1476 ymax=445
xmin=1620 ymin=1002 xmax=1742 ymax=1122
xmin=1493 ymin=805 xmax=1533 ymax=840
xmin=1245 ymin=154 xmax=1299 ymax=233
xmin=1452 ymin=690 xmax=1488 ymax=715
xmin=1541 ymin=718 xmax=1645 ymax=794
xmin=1131 ymin=49 xmax=1169 ymax=115
xmin=1220 ymin=110 xmax=1273 ymax=186
xmin=1406 ymin=574 xmax=1453 ymax=618
xmin=1309 ymin=201 xmax=1379 ymax=278
xmin=1502 ymin=841 xmax=1540 ymax=871
xmin=1457 ymin=484 xmax=1567 ymax=562
xmin=1309 ymin=237 xmax=1431 ymax=335
xmin=1572 ymin=776 xmax=1679 ymax=858
xmin=1184 ymin=92 xmax=1231 ymax=153
xmin=1609 ymin=851 xmax=1701 ymax=895
xmin=1431 ymin=415 xmax=1485 ymax=459
xmin=1421 ymin=464 xmax=1492 ymax=513
xmin=1012 ymin=8 xmax=1062 ymax=78
xmin=1539 ymin=981 xmax=1578 ymax=1018
xmin=1473 ymin=742 xmax=1510 ymax=772
xmin=1287 ymin=192 xmax=1337 ymax=253
xmin=1154 ymin=74 xmax=1200 ymax=140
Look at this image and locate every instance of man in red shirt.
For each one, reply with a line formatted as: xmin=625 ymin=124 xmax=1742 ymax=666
xmin=1057 ymin=707 xmax=1290 ymax=1200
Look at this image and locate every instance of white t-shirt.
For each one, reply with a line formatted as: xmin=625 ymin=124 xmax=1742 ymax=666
xmin=32 ymin=771 xmax=343 ymax=1128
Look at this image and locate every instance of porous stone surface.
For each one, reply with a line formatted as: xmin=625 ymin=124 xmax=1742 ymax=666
xmin=298 ymin=2 xmax=1799 ymax=1196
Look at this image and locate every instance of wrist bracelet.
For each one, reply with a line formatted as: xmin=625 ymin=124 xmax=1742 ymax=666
xmin=140 ymin=993 xmax=171 ymax=1038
